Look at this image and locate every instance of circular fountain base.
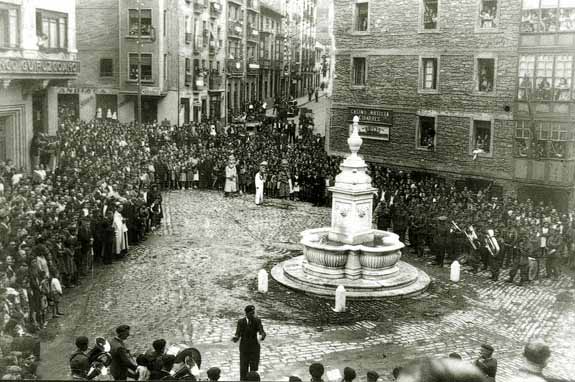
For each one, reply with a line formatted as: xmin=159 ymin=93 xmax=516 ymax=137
xmin=271 ymin=255 xmax=431 ymax=299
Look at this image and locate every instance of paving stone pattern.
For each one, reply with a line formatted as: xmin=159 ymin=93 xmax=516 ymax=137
xmin=38 ymin=190 xmax=575 ymax=381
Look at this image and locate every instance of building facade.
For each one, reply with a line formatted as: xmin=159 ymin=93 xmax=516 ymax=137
xmin=259 ymin=3 xmax=284 ymax=107
xmin=513 ymin=0 xmax=575 ymax=208
xmin=0 ymin=0 xmax=79 ymax=169
xmin=68 ymin=0 xmax=225 ymax=127
xmin=329 ymin=0 xmax=535 ymax=203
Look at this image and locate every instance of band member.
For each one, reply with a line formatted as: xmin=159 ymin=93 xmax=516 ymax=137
xmin=484 ymin=228 xmax=501 ymax=281
xmin=232 ymin=305 xmax=266 ymax=380
xmin=70 ymin=336 xmax=97 ymax=380
xmin=432 ymin=216 xmax=449 ymax=266
xmin=502 ymin=222 xmax=519 ymax=268
xmin=255 ymin=162 xmax=267 ymax=205
xmin=546 ymin=226 xmax=562 ymax=280
xmin=474 ymin=344 xmax=497 ymax=382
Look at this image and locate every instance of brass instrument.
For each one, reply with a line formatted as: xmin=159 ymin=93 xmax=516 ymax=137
xmin=451 ymin=221 xmax=479 ymax=250
xmin=484 ymin=229 xmax=500 ymax=257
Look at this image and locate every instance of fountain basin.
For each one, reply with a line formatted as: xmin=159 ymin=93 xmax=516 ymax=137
xmin=301 ymin=228 xmax=403 ymax=280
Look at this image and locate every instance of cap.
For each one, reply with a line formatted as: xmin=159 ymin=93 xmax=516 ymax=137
xmin=244 ymin=305 xmax=255 ymax=314
xmin=366 ymin=371 xmax=379 ymax=381
xmin=481 ymin=344 xmax=494 ymax=352
xmin=438 ymin=216 xmax=448 ymax=221
xmin=75 ymin=336 xmax=89 ymax=348
xmin=260 ymin=161 xmax=268 ymax=166
xmin=309 ymin=363 xmax=325 ymax=378
xmin=116 ymin=324 xmax=130 ymax=334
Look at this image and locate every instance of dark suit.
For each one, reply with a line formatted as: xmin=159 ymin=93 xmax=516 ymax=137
xmin=474 ymin=357 xmax=497 ymax=382
xmin=109 ymin=337 xmax=136 ymax=380
xmin=235 ymin=317 xmax=266 ymax=380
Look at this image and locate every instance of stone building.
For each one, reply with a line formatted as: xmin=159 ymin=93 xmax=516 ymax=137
xmin=67 ymin=0 xmax=225 ymax=126
xmin=0 ymin=0 xmax=79 ymax=169
xmin=329 ymin=0 xmax=531 ymax=202
xmin=259 ymin=2 xmax=284 ymax=107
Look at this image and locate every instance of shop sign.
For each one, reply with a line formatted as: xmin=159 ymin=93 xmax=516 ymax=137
xmin=57 ymin=87 xmax=115 ymax=95
xmin=141 ymin=87 xmax=162 ymax=96
xmin=0 ymin=58 xmax=80 ymax=75
xmin=348 ymin=107 xmax=393 ymax=141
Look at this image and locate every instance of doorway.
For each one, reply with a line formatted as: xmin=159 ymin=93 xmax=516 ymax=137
xmin=140 ymin=97 xmax=158 ymax=123
xmin=32 ymin=93 xmax=47 ymax=133
xmin=57 ymin=94 xmax=79 ymax=121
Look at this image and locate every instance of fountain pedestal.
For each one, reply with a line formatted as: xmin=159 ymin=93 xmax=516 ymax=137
xmin=271 ymin=116 xmax=430 ymax=299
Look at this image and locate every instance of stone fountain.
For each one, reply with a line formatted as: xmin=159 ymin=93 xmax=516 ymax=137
xmin=271 ymin=116 xmax=430 ymax=298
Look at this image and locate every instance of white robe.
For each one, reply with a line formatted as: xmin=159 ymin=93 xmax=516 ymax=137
xmin=113 ymin=211 xmax=129 ymax=255
xmin=255 ymin=172 xmax=265 ymax=204
xmin=224 ymin=165 xmax=237 ymax=193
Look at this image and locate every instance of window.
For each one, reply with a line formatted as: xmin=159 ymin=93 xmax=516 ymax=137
xmin=421 ymin=57 xmax=438 ymax=90
xmin=185 ymin=58 xmax=191 ymax=85
xmin=100 ymin=59 xmax=113 ymax=77
xmin=128 ymin=9 xmax=152 ymax=36
xmin=521 ymin=0 xmax=575 ymax=33
xmin=0 ymin=6 xmax=18 ymax=48
xmin=472 ymin=120 xmax=492 ymax=154
xmin=352 ymin=57 xmax=366 ymax=86
xmin=518 ymin=55 xmax=573 ymax=100
xmin=36 ymin=10 xmax=67 ymax=49
xmin=163 ymin=53 xmax=168 ymax=82
xmin=479 ymin=0 xmax=498 ymax=29
xmin=355 ymin=2 xmax=368 ymax=32
xmin=477 ymin=58 xmax=495 ymax=92
xmin=423 ymin=0 xmax=438 ymax=30
xmin=128 ymin=53 xmax=152 ymax=81
xmin=417 ymin=116 xmax=436 ymax=150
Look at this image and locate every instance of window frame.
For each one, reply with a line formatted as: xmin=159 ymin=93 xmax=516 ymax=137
xmin=476 ymin=0 xmax=501 ymax=32
xmin=352 ymin=0 xmax=370 ymax=34
xmin=0 ymin=4 xmax=20 ymax=49
xmin=350 ymin=55 xmax=367 ymax=88
xmin=127 ymin=8 xmax=153 ymax=38
xmin=416 ymin=113 xmax=438 ymax=151
xmin=419 ymin=0 xmax=440 ymax=33
xmin=128 ymin=52 xmax=153 ymax=82
xmin=36 ymin=9 xmax=68 ymax=51
xmin=99 ymin=58 xmax=114 ymax=78
xmin=470 ymin=118 xmax=495 ymax=158
xmin=521 ymin=0 xmax=575 ymax=34
xmin=517 ymin=54 xmax=574 ymax=101
xmin=419 ymin=55 xmax=440 ymax=93
xmin=474 ymin=55 xmax=498 ymax=94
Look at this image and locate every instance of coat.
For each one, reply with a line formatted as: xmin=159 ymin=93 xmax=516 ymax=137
xmin=109 ymin=337 xmax=136 ymax=380
xmin=234 ymin=317 xmax=266 ymax=354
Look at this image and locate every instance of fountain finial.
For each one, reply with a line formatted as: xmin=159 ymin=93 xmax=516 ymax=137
xmin=348 ymin=115 xmax=362 ymax=157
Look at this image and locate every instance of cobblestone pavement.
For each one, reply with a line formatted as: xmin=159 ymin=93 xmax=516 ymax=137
xmin=38 ymin=190 xmax=575 ymax=381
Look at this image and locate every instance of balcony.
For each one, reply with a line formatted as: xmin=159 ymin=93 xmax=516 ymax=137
xmin=246 ymin=0 xmax=258 ymax=12
xmin=210 ymin=0 xmax=222 ymax=17
xmin=209 ymin=73 xmax=223 ymax=90
xmin=193 ymin=69 xmax=208 ymax=91
xmin=193 ymin=38 xmax=204 ymax=54
xmin=247 ymin=58 xmax=260 ymax=74
xmin=226 ymin=59 xmax=243 ymax=75
xmin=260 ymin=58 xmax=271 ymax=69
xmin=228 ymin=22 xmax=243 ymax=38
xmin=185 ymin=72 xmax=192 ymax=86
xmin=208 ymin=39 xmax=219 ymax=54
xmin=194 ymin=0 xmax=208 ymax=13
xmin=185 ymin=33 xmax=193 ymax=44
xmin=247 ymin=25 xmax=259 ymax=41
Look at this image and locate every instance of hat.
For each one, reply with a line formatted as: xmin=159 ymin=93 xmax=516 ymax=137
xmin=438 ymin=216 xmax=448 ymax=221
xmin=309 ymin=363 xmax=325 ymax=378
xmin=366 ymin=371 xmax=379 ymax=381
xmin=260 ymin=161 xmax=268 ymax=166
xmin=481 ymin=344 xmax=494 ymax=353
xmin=207 ymin=367 xmax=221 ymax=380
xmin=115 ymin=324 xmax=130 ymax=334
xmin=244 ymin=305 xmax=255 ymax=314
xmin=75 ymin=336 xmax=89 ymax=348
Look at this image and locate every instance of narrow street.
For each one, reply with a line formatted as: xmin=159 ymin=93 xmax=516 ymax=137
xmin=37 ymin=190 xmax=575 ymax=381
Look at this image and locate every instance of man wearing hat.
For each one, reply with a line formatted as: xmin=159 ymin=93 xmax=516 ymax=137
xmin=474 ymin=344 xmax=497 ymax=382
xmin=432 ymin=216 xmax=450 ymax=266
xmin=255 ymin=162 xmax=267 ymax=205
xmin=109 ymin=325 xmax=137 ymax=380
xmin=232 ymin=305 xmax=266 ymax=380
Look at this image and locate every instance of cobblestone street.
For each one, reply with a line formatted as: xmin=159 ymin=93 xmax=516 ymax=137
xmin=38 ymin=190 xmax=575 ymax=381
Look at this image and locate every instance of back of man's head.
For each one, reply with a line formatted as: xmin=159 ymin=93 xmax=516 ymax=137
xmin=523 ymin=340 xmax=551 ymax=367
xmin=153 ymin=339 xmax=167 ymax=353
xmin=343 ymin=367 xmax=356 ymax=382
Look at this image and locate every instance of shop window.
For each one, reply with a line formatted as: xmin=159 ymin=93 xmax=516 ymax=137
xmin=0 ymin=7 xmax=19 ymax=48
xmin=128 ymin=9 xmax=152 ymax=36
xmin=129 ymin=53 xmax=152 ymax=81
xmin=96 ymin=95 xmax=117 ymax=118
xmin=352 ymin=57 xmax=366 ymax=86
xmin=36 ymin=10 xmax=67 ymax=50
xmin=479 ymin=0 xmax=498 ymax=29
xmin=417 ymin=116 xmax=436 ymax=150
xmin=522 ymin=0 xmax=575 ymax=33
xmin=477 ymin=58 xmax=495 ymax=92
xmin=472 ymin=120 xmax=493 ymax=155
xmin=422 ymin=0 xmax=438 ymax=30
xmin=355 ymin=2 xmax=368 ymax=32
xmin=519 ymin=55 xmax=573 ymax=101
xmin=100 ymin=59 xmax=113 ymax=77
xmin=420 ymin=57 xmax=438 ymax=90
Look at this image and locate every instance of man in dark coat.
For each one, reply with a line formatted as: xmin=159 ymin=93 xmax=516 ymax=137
xmin=232 ymin=305 xmax=266 ymax=381
xmin=432 ymin=216 xmax=450 ymax=266
xmin=474 ymin=344 xmax=497 ymax=382
xmin=109 ymin=325 xmax=137 ymax=380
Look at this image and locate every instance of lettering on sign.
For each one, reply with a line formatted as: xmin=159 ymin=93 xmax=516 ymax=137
xmin=0 ymin=58 xmax=80 ymax=75
xmin=348 ymin=108 xmax=393 ymax=141
xmin=58 ymin=87 xmax=115 ymax=95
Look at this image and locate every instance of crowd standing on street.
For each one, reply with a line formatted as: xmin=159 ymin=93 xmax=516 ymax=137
xmin=0 ymin=97 xmax=574 ymax=380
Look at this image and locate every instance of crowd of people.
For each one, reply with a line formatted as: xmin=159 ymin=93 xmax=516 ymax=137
xmin=1 ymin=96 xmax=574 ymax=379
